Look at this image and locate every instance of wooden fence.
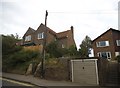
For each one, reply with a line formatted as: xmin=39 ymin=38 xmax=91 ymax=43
xmin=23 ymin=45 xmax=43 ymax=53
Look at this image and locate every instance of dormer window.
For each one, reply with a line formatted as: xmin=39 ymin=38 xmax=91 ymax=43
xmin=25 ymin=35 xmax=31 ymax=41
xmin=38 ymin=32 xmax=44 ymax=39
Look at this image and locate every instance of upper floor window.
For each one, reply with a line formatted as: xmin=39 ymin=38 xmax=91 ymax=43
xmin=116 ymin=40 xmax=120 ymax=46
xmin=96 ymin=41 xmax=109 ymax=47
xmin=25 ymin=35 xmax=31 ymax=41
xmin=97 ymin=52 xmax=111 ymax=59
xmin=38 ymin=32 xmax=44 ymax=39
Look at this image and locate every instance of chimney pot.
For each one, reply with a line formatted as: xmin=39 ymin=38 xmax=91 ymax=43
xmin=71 ymin=26 xmax=73 ymax=30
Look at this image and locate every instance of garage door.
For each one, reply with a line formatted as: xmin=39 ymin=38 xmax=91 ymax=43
xmin=71 ymin=59 xmax=99 ymax=85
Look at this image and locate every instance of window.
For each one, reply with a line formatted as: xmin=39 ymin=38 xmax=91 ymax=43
xmin=38 ymin=32 xmax=44 ymax=39
xmin=25 ymin=35 xmax=31 ymax=41
xmin=96 ymin=41 xmax=109 ymax=47
xmin=115 ymin=52 xmax=120 ymax=56
xmin=97 ymin=52 xmax=111 ymax=59
xmin=116 ymin=40 xmax=120 ymax=46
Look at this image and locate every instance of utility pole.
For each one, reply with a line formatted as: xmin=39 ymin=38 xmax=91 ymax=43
xmin=41 ymin=10 xmax=48 ymax=78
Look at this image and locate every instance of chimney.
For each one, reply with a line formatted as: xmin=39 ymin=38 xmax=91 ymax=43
xmin=70 ymin=26 xmax=74 ymax=38
xmin=70 ymin=26 xmax=74 ymax=33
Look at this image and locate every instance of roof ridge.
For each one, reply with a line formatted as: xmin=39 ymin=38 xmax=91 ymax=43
xmin=40 ymin=23 xmax=56 ymax=34
xmin=57 ymin=30 xmax=70 ymax=34
xmin=28 ymin=27 xmax=35 ymax=32
xmin=92 ymin=28 xmax=119 ymax=42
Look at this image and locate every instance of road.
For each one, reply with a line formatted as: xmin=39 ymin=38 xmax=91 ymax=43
xmin=0 ymin=77 xmax=116 ymax=88
xmin=0 ymin=77 xmax=41 ymax=88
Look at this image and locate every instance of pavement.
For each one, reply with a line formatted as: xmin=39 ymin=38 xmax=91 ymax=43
xmin=1 ymin=72 xmax=92 ymax=87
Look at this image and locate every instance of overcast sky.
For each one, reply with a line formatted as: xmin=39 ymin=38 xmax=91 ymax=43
xmin=0 ymin=0 xmax=119 ymax=48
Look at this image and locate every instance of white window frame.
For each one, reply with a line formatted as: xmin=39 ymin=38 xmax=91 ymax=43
xmin=116 ymin=40 xmax=120 ymax=46
xmin=96 ymin=41 xmax=109 ymax=47
xmin=115 ymin=52 xmax=120 ymax=57
xmin=25 ymin=35 xmax=31 ymax=41
xmin=97 ymin=52 xmax=111 ymax=59
xmin=38 ymin=32 xmax=44 ymax=39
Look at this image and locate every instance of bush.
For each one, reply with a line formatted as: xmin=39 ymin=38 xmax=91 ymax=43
xmin=115 ymin=55 xmax=120 ymax=62
xmin=2 ymin=49 xmax=40 ymax=72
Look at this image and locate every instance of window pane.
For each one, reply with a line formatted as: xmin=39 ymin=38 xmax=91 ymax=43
xmin=96 ymin=41 xmax=109 ymax=47
xmin=116 ymin=40 xmax=120 ymax=46
xmin=25 ymin=35 xmax=31 ymax=41
xmin=100 ymin=41 xmax=106 ymax=46
xmin=38 ymin=32 xmax=44 ymax=39
xmin=101 ymin=52 xmax=107 ymax=58
xmin=106 ymin=41 xmax=109 ymax=46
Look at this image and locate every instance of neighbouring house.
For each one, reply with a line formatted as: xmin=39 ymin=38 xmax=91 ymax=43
xmin=22 ymin=23 xmax=76 ymax=49
xmin=92 ymin=28 xmax=120 ymax=60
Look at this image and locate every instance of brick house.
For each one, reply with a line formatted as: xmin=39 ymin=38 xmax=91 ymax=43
xmin=92 ymin=28 xmax=120 ymax=60
xmin=22 ymin=23 xmax=76 ymax=49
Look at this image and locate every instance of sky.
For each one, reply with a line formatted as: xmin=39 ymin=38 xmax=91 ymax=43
xmin=0 ymin=0 xmax=119 ymax=48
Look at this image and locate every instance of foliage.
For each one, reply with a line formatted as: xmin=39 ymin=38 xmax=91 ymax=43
xmin=79 ymin=35 xmax=92 ymax=57
xmin=2 ymin=35 xmax=22 ymax=55
xmin=46 ymin=41 xmax=62 ymax=58
xmin=115 ymin=55 xmax=120 ymax=62
xmin=45 ymin=58 xmax=64 ymax=69
xmin=2 ymin=34 xmax=40 ymax=73
xmin=46 ymin=41 xmax=78 ymax=58
xmin=3 ymin=49 xmax=40 ymax=72
xmin=67 ymin=45 xmax=78 ymax=56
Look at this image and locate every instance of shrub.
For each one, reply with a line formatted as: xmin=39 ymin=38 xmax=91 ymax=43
xmin=115 ymin=55 xmax=120 ymax=62
xmin=2 ymin=49 xmax=40 ymax=72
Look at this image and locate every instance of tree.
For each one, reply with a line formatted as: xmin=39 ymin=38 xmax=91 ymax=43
xmin=2 ymin=34 xmax=23 ymax=71
xmin=46 ymin=41 xmax=62 ymax=58
xmin=68 ymin=45 xmax=78 ymax=56
xmin=79 ymin=35 xmax=92 ymax=57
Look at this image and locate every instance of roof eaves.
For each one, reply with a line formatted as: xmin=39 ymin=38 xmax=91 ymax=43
xmin=92 ymin=28 xmax=118 ymax=43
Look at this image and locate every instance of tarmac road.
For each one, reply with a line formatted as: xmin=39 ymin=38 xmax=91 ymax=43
xmin=0 ymin=77 xmax=118 ymax=88
xmin=0 ymin=77 xmax=41 ymax=88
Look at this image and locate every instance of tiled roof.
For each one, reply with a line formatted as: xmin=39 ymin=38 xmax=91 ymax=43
xmin=92 ymin=28 xmax=120 ymax=42
xmin=56 ymin=30 xmax=70 ymax=39
xmin=23 ymin=27 xmax=35 ymax=37
xmin=40 ymin=23 xmax=56 ymax=35
xmin=23 ymin=23 xmax=72 ymax=39
xmin=29 ymin=27 xmax=35 ymax=32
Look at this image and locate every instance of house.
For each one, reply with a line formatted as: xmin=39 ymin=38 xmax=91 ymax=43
xmin=22 ymin=23 xmax=76 ymax=49
xmin=92 ymin=28 xmax=120 ymax=60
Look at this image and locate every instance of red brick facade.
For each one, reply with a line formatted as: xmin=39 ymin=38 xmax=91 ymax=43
xmin=22 ymin=23 xmax=76 ymax=49
xmin=92 ymin=28 xmax=120 ymax=60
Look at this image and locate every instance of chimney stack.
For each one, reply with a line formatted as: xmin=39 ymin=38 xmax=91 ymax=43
xmin=70 ymin=26 xmax=74 ymax=33
xmin=70 ymin=26 xmax=74 ymax=38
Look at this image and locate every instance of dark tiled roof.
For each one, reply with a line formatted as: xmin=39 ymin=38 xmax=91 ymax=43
xmin=56 ymin=30 xmax=70 ymax=39
xmin=40 ymin=23 xmax=56 ymax=35
xmin=23 ymin=27 xmax=35 ymax=38
xmin=29 ymin=27 xmax=35 ymax=32
xmin=23 ymin=23 xmax=72 ymax=39
xmin=92 ymin=28 xmax=120 ymax=42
